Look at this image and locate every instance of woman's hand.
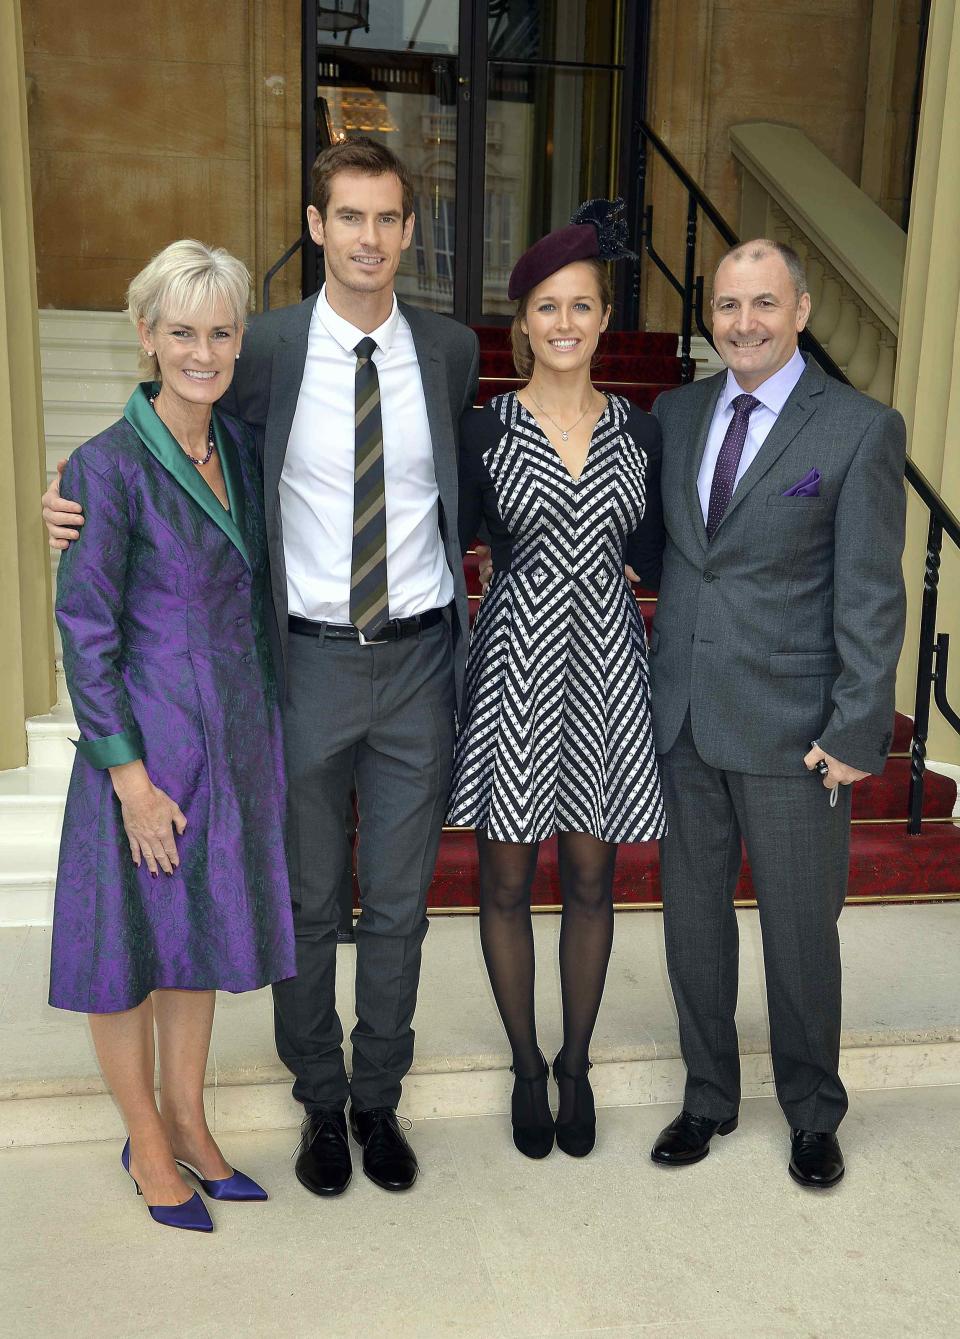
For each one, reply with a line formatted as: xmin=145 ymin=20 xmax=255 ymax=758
xmin=108 ymin=762 xmax=187 ymax=876
xmin=475 ymin=543 xmax=493 ymax=593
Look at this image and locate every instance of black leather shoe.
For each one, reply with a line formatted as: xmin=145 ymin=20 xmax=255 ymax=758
xmin=349 ymin=1106 xmax=419 ymax=1191
xmin=650 ymin=1109 xmax=738 ymax=1165
xmin=295 ymin=1108 xmax=352 ymax=1196
xmin=552 ymin=1050 xmax=595 ymax=1158
xmin=789 ymin=1129 xmax=844 ymax=1188
xmin=510 ymin=1050 xmax=555 ymax=1160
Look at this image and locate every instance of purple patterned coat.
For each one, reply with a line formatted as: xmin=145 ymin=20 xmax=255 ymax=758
xmin=49 ymin=385 xmax=296 ymax=1012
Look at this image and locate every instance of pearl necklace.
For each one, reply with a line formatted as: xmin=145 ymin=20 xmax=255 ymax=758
xmin=529 ymin=390 xmax=598 ymax=442
xmin=149 ymin=394 xmax=214 ymax=466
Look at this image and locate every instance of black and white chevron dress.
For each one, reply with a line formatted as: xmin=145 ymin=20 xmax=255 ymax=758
xmin=447 ymin=392 xmax=667 ymax=844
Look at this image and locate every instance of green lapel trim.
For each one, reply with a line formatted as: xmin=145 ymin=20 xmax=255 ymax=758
xmin=214 ymin=412 xmax=247 ymax=554
xmin=124 ymin=384 xmax=251 ymax=569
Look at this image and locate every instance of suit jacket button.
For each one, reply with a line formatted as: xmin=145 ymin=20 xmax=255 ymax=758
xmin=702 ymin=570 xmax=716 ymax=583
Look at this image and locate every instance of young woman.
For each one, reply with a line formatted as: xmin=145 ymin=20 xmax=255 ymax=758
xmin=49 ymin=241 xmax=296 ymax=1230
xmin=448 ymin=201 xmax=665 ymax=1160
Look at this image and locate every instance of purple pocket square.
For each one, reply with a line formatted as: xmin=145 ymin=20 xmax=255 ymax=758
xmin=783 ymin=468 xmax=821 ymax=498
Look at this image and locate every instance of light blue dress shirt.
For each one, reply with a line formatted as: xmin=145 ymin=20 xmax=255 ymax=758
xmin=697 ymin=348 xmax=807 ymax=523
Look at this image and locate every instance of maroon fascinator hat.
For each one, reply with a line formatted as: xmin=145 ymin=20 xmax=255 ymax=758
xmin=507 ymin=197 xmax=636 ymax=301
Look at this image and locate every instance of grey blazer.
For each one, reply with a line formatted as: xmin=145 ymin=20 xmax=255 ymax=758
xmin=220 ymin=294 xmax=479 ymax=706
xmin=649 ymin=357 xmax=907 ymax=776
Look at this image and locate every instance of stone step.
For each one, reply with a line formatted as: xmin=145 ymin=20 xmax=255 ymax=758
xmin=1 ymin=906 xmax=957 ymax=1147
xmin=0 ymin=844 xmax=58 ymax=927
xmin=45 ymin=434 xmax=86 ymax=481
xmin=43 ymin=401 xmax=122 ymax=440
xmin=41 ymin=339 xmax=140 ymax=374
xmin=25 ymin=698 xmax=77 ymax=771
xmin=38 ymin=310 xmax=130 ymax=342
xmin=42 ymin=368 xmax=139 ymax=405
xmin=0 ymin=768 xmax=70 ymax=845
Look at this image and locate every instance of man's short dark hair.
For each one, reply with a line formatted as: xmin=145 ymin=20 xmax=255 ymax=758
xmin=310 ymin=136 xmax=415 ymax=222
xmin=713 ymin=239 xmax=808 ymax=301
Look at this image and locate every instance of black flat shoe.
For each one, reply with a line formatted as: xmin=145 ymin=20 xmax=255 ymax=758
xmin=789 ymin=1129 xmax=844 ymax=1188
xmin=349 ymin=1106 xmax=419 ymax=1191
xmin=295 ymin=1108 xmax=352 ymax=1196
xmin=552 ymin=1050 xmax=596 ymax=1158
xmin=650 ymin=1109 xmax=738 ymax=1165
xmin=510 ymin=1050 xmax=555 ymax=1160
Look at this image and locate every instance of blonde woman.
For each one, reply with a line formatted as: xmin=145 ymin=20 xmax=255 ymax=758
xmin=48 ymin=241 xmax=295 ymax=1229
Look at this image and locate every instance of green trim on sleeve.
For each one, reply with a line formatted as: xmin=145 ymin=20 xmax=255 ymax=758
xmin=73 ymin=729 xmax=144 ymax=769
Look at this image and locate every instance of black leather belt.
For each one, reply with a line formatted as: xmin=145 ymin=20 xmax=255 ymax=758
xmin=288 ymin=607 xmax=447 ymax=644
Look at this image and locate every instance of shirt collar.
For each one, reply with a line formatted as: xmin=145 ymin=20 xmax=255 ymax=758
xmin=720 ymin=347 xmax=807 ymax=416
xmin=315 ymin=284 xmax=400 ymax=358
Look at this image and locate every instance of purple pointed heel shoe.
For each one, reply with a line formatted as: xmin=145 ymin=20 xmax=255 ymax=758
xmin=121 ymin=1138 xmax=213 ymax=1232
xmin=175 ymin=1160 xmax=268 ymax=1201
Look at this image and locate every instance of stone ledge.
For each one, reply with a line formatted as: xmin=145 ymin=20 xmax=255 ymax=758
xmin=2 ymin=905 xmax=958 ymax=1148
xmin=4 ymin=1039 xmax=959 ymax=1148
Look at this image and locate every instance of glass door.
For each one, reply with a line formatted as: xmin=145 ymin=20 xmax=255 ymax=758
xmin=470 ymin=0 xmax=632 ymax=322
xmin=303 ymin=1 xmax=644 ymax=324
xmin=307 ymin=1 xmax=467 ymax=314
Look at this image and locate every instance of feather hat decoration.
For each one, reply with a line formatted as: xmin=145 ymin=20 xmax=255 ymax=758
xmin=569 ymin=197 xmax=637 ymax=262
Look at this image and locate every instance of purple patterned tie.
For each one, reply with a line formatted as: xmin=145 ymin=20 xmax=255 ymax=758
xmin=706 ymin=393 xmax=761 ymax=539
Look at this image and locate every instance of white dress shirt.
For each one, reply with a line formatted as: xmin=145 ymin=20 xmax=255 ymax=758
xmin=697 ymin=348 xmax=807 ymax=522
xmin=280 ymin=286 xmax=454 ymax=622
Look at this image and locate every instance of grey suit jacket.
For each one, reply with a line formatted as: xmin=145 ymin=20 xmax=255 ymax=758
xmin=220 ymin=294 xmax=479 ymax=707
xmin=649 ymin=357 xmax=907 ymax=776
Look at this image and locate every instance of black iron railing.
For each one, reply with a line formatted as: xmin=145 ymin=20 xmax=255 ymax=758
xmin=906 ymin=487 xmax=960 ymax=831
xmin=635 ymin=118 xmax=960 ymax=834
xmin=262 ymin=229 xmax=309 ymax=313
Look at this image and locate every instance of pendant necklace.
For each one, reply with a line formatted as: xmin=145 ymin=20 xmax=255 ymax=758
xmin=149 ymin=393 xmax=214 ymax=466
xmin=529 ymin=390 xmax=596 ymax=442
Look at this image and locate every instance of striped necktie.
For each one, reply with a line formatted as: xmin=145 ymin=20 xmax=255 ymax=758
xmin=706 ymin=392 xmax=761 ymax=539
xmin=350 ymin=336 xmax=389 ymax=640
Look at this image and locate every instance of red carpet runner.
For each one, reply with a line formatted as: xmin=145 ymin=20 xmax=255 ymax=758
xmin=425 ymin=328 xmax=960 ymax=909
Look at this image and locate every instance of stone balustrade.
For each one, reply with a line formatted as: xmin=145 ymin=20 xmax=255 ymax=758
xmin=730 ymin=122 xmax=906 ymax=406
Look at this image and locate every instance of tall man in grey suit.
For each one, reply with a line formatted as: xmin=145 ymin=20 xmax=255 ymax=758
xmin=646 ymin=239 xmax=906 ymax=1187
xmin=44 ymin=138 xmax=479 ymax=1196
xmin=220 ymin=139 xmax=477 ymax=1196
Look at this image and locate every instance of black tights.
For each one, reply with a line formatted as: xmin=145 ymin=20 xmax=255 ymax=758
xmin=477 ymin=830 xmax=617 ymax=1089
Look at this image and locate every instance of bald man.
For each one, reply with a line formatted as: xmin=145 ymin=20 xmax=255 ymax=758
xmin=646 ymin=239 xmax=906 ymax=1187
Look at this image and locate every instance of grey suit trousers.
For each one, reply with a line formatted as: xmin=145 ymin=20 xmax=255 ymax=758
xmin=659 ymin=717 xmax=852 ymax=1132
xmin=272 ymin=616 xmax=455 ymax=1112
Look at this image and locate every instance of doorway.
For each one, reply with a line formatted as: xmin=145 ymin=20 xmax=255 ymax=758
xmin=303 ymin=1 xmax=648 ymax=326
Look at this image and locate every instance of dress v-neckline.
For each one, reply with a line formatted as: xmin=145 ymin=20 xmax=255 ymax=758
xmin=515 ymin=392 xmax=610 ymax=484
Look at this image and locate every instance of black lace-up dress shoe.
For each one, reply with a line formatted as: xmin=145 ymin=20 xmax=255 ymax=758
xmin=789 ymin=1129 xmax=844 ymax=1188
xmin=650 ymin=1109 xmax=738 ymax=1165
xmin=349 ymin=1106 xmax=419 ymax=1191
xmin=295 ymin=1108 xmax=352 ymax=1196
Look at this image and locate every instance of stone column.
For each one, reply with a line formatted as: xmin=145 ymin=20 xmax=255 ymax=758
xmin=640 ymin=0 xmax=716 ymax=334
xmin=860 ymin=0 xmax=901 ymax=204
xmin=894 ymin=0 xmax=960 ymax=763
xmin=0 ymin=1 xmax=56 ymax=770
xmin=250 ymin=0 xmax=304 ymax=311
